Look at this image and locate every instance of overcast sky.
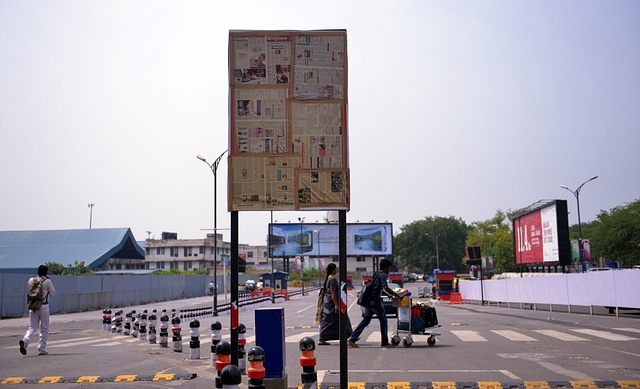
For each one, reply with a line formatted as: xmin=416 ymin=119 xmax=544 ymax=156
xmin=1 ymin=1 xmax=639 ymax=246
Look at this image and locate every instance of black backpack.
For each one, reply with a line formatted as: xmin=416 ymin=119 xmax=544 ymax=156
xmin=357 ymin=271 xmax=378 ymax=307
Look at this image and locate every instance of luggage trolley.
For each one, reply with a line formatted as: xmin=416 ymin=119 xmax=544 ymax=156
xmin=390 ymin=296 xmax=441 ymax=347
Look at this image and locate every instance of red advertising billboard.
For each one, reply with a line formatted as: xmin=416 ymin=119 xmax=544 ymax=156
xmin=513 ymin=200 xmax=571 ymax=266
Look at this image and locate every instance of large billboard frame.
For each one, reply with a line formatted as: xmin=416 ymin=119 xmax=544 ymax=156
xmin=268 ymin=222 xmax=393 ymax=257
xmin=512 ymin=199 xmax=571 ymax=267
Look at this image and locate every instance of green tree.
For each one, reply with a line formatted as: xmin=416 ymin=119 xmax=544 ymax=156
xmin=466 ymin=210 xmax=516 ymax=274
xmin=394 ymin=216 xmax=469 ymax=274
xmin=62 ymin=260 xmax=94 ymax=276
xmin=45 ymin=262 xmax=66 ymax=275
xmin=592 ymin=199 xmax=640 ymax=267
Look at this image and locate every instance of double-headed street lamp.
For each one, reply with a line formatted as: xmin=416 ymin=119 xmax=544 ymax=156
xmin=560 ymin=175 xmax=598 ymax=272
xmin=197 ymin=150 xmax=228 ymax=316
xmin=315 ymin=227 xmax=324 ymax=285
xmin=88 ymin=203 xmax=95 ymax=229
xmin=425 ymin=232 xmax=439 ymax=270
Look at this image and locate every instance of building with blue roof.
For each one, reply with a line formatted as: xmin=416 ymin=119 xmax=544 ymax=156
xmin=0 ymin=228 xmax=145 ymax=274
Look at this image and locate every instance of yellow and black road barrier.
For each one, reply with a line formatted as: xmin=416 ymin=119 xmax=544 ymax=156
xmin=305 ymin=381 xmax=640 ymax=389
xmin=1 ymin=373 xmax=196 ymax=384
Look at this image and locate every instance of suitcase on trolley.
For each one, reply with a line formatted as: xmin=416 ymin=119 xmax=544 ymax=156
xmin=421 ymin=305 xmax=438 ymax=328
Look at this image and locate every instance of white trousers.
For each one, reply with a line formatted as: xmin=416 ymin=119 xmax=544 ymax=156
xmin=23 ymin=304 xmax=50 ymax=351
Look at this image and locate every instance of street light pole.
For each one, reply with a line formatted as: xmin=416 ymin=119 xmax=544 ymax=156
xmin=425 ymin=232 xmax=439 ymax=270
xmin=315 ymin=227 xmax=324 ymax=286
xmin=88 ymin=203 xmax=95 ymax=229
xmin=561 ymin=175 xmax=598 ymax=272
xmin=197 ymin=150 xmax=228 ymax=316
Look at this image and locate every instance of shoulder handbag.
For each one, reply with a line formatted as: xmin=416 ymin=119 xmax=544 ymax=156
xmin=357 ymin=271 xmax=378 ymax=307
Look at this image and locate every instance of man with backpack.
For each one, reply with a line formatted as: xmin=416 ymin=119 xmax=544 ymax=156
xmin=20 ymin=264 xmax=56 ymax=356
xmin=348 ymin=259 xmax=403 ymax=348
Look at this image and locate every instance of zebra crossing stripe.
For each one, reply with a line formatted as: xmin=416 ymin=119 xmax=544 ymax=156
xmin=49 ymin=338 xmax=107 ymax=348
xmin=570 ymin=329 xmax=638 ymax=341
xmin=614 ymin=328 xmax=640 ymax=334
xmin=533 ymin=330 xmax=589 ymax=342
xmin=285 ymin=332 xmax=317 ymax=343
xmin=451 ymin=330 xmax=487 ymax=342
xmin=491 ymin=330 xmax=537 ymax=342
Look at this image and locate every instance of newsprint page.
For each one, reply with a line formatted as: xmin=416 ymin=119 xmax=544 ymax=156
xmin=228 ymin=30 xmax=349 ymax=211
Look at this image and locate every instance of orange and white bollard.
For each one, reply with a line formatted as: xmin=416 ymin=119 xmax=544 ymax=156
xmin=299 ymin=336 xmax=317 ymax=389
xmin=215 ymin=341 xmax=231 ymax=389
xmin=248 ymin=346 xmax=266 ymax=389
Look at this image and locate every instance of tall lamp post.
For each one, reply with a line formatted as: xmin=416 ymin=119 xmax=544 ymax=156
xmin=561 ymin=175 xmax=598 ymax=272
xmin=88 ymin=203 xmax=95 ymax=229
xmin=197 ymin=150 xmax=228 ymax=316
xmin=425 ymin=232 xmax=439 ymax=270
xmin=315 ymin=227 xmax=324 ymax=286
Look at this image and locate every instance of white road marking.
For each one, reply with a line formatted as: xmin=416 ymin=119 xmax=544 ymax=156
xmin=533 ymin=330 xmax=589 ymax=341
xmin=571 ymin=329 xmax=638 ymax=341
xmin=49 ymin=338 xmax=107 ymax=348
xmin=285 ymin=332 xmax=317 ymax=343
xmin=491 ymin=330 xmax=537 ymax=342
xmin=451 ymin=330 xmax=488 ymax=342
xmin=614 ymin=327 xmax=640 ymax=334
xmin=92 ymin=341 xmax=122 ymax=347
xmin=536 ymin=361 xmax=597 ymax=381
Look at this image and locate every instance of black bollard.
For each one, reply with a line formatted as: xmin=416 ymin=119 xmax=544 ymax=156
xmin=247 ymin=346 xmax=266 ymax=389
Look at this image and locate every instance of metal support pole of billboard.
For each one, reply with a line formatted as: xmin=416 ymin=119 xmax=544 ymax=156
xmin=561 ymin=175 xmax=598 ymax=272
xmin=270 ymin=211 xmax=275 ymax=304
xmin=298 ymin=216 xmax=305 ymax=295
xmin=230 ymin=211 xmax=239 ymax=367
xmin=338 ymin=210 xmax=348 ymax=389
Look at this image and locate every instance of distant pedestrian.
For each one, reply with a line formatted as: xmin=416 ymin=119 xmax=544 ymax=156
xmin=348 ymin=259 xmax=403 ymax=348
xmin=209 ymin=281 xmax=214 ymax=295
xmin=20 ymin=265 xmax=56 ymax=355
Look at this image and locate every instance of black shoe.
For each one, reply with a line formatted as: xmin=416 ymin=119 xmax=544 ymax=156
xmin=19 ymin=340 xmax=26 ymax=355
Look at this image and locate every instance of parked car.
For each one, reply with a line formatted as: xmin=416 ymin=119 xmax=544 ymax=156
xmin=586 ymin=267 xmax=612 ymax=272
xmin=244 ymin=280 xmax=256 ymax=291
xmin=358 ymin=282 xmax=402 ymax=317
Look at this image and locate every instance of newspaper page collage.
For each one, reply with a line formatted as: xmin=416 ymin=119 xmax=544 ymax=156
xmin=228 ymin=30 xmax=349 ymax=211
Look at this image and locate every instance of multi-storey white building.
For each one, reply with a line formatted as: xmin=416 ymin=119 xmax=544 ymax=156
xmin=143 ymin=232 xmax=388 ymax=275
xmin=144 ymin=233 xmax=231 ymax=272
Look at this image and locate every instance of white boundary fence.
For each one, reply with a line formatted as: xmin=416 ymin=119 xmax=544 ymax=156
xmin=458 ymin=270 xmax=640 ymax=314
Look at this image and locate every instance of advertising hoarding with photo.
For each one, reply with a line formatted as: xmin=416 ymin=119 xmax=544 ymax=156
xmin=268 ymin=223 xmax=393 ymax=257
xmin=513 ymin=200 xmax=571 ymax=266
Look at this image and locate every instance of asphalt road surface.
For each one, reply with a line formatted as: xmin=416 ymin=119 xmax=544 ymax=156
xmin=1 ymin=282 xmax=639 ymax=388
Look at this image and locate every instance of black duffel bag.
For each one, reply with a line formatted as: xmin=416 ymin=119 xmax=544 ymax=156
xmin=421 ymin=305 xmax=438 ymax=328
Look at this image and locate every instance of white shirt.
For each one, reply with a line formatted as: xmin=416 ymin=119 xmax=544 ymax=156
xmin=28 ymin=276 xmax=56 ymax=304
